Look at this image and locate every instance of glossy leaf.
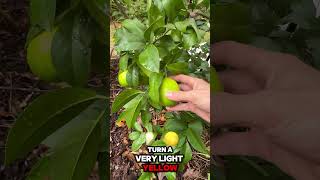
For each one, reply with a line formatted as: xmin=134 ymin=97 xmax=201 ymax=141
xmin=181 ymin=142 xmax=192 ymax=164
xmin=165 ymin=172 xmax=176 ymax=180
xmin=82 ymin=0 xmax=108 ymax=29
xmin=188 ymin=120 xmax=203 ymax=134
xmin=52 ymin=12 xmax=93 ymax=86
xmin=138 ymin=44 xmax=160 ymax=73
xmin=162 ymin=0 xmax=186 ymax=22
xmin=186 ymin=128 xmax=209 ymax=155
xmin=111 ymin=89 xmax=143 ymax=113
xmin=132 ymin=133 xmax=146 ymax=151
xmin=114 ymin=19 xmax=146 ymax=52
xmin=5 ymin=88 xmax=102 ymax=165
xmin=167 ymin=62 xmax=189 ymax=74
xmin=26 ymin=100 xmax=106 ymax=180
xmin=121 ymin=94 xmax=144 ymax=128
xmin=129 ymin=131 xmax=141 ymax=141
xmin=119 ymin=54 xmax=129 ymax=72
xmin=148 ymin=72 xmax=163 ymax=105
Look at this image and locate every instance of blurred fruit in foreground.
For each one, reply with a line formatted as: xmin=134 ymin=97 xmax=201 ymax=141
xmin=27 ymin=30 xmax=58 ymax=81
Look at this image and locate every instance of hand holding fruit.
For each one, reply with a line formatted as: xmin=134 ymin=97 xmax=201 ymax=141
xmin=165 ymin=75 xmax=210 ymax=122
xmin=213 ymin=41 xmax=320 ymax=180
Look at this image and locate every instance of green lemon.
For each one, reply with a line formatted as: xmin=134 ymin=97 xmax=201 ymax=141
xmin=211 ymin=67 xmax=224 ymax=92
xmin=118 ymin=70 xmax=129 ymax=87
xmin=27 ymin=30 xmax=58 ymax=82
xmin=163 ymin=131 xmax=179 ymax=147
xmin=160 ymin=77 xmax=180 ymax=107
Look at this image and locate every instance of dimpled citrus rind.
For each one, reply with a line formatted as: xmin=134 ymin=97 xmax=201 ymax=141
xmin=160 ymin=77 xmax=180 ymax=107
xmin=27 ymin=31 xmax=58 ymax=81
xmin=163 ymin=131 xmax=179 ymax=147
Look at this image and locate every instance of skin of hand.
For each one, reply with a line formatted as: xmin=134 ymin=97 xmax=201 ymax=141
xmin=212 ymin=41 xmax=320 ymax=180
xmin=165 ymin=74 xmax=210 ymax=122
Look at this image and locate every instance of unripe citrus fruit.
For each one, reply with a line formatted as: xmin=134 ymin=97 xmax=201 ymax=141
xmin=160 ymin=77 xmax=180 ymax=107
xmin=118 ymin=70 xmax=128 ymax=87
xmin=146 ymin=132 xmax=154 ymax=145
xmin=163 ymin=131 xmax=179 ymax=147
xmin=27 ymin=30 xmax=58 ymax=81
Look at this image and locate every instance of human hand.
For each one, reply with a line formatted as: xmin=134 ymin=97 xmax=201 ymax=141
xmin=165 ymin=75 xmax=210 ymax=122
xmin=212 ymin=41 xmax=320 ymax=180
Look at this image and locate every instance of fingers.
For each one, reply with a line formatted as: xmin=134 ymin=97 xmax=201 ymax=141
xmin=179 ymin=83 xmax=192 ymax=91
xmin=166 ymin=90 xmax=196 ymax=103
xmin=171 ymin=74 xmax=198 ymax=87
xmin=212 ymin=41 xmax=273 ymax=80
xmin=167 ymin=103 xmax=210 ymax=122
xmin=218 ymin=70 xmax=262 ymax=94
xmin=212 ymin=92 xmax=267 ymax=127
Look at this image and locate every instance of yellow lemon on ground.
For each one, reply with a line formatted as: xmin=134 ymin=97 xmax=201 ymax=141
xmin=159 ymin=77 xmax=180 ymax=107
xmin=27 ymin=30 xmax=58 ymax=81
xmin=118 ymin=70 xmax=129 ymax=87
xmin=163 ymin=131 xmax=179 ymax=147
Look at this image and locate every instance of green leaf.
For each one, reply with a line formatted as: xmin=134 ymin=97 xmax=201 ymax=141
xmin=134 ymin=122 xmax=143 ymax=132
xmin=188 ymin=120 xmax=203 ymax=134
xmin=186 ymin=128 xmax=209 ymax=154
xmin=138 ymin=44 xmax=160 ymax=73
xmin=182 ymin=28 xmax=198 ymax=49
xmin=27 ymin=100 xmax=106 ymax=180
xmin=141 ymin=110 xmax=152 ymax=126
xmin=148 ymin=2 xmax=164 ymax=25
xmin=30 ymin=0 xmax=56 ymax=31
xmin=111 ymin=89 xmax=143 ymax=113
xmin=165 ymin=116 xmax=188 ymax=132
xmin=162 ymin=0 xmax=186 ymax=22
xmin=119 ymin=54 xmax=129 ymax=72
xmin=181 ymin=142 xmax=192 ymax=164
xmin=52 ymin=12 xmax=93 ymax=86
xmin=167 ymin=62 xmax=189 ymax=74
xmin=145 ymin=123 xmax=153 ymax=132
xmin=127 ymin=65 xmax=140 ymax=87
xmin=5 ymin=88 xmax=103 ymax=165
xmin=129 ymin=131 xmax=141 ymax=141
xmin=165 ymin=172 xmax=176 ymax=180
xmin=138 ymin=172 xmax=153 ymax=180
xmin=148 ymin=72 xmax=163 ymax=105
xmin=151 ymin=140 xmax=166 ymax=146
xmin=145 ymin=16 xmax=165 ymax=42
xmin=122 ymin=94 xmax=144 ymax=128
xmin=132 ymin=133 xmax=146 ymax=151
xmin=82 ymin=0 xmax=108 ymax=29
xmin=115 ymin=19 xmax=146 ymax=52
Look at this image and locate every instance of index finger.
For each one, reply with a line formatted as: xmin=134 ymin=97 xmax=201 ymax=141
xmin=171 ymin=74 xmax=198 ymax=87
xmin=212 ymin=41 xmax=274 ymax=80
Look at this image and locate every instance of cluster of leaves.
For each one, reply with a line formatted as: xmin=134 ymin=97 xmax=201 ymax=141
xmin=213 ymin=0 xmax=320 ymax=180
xmin=112 ymin=0 xmax=210 ymax=179
xmin=5 ymin=0 xmax=108 ymax=180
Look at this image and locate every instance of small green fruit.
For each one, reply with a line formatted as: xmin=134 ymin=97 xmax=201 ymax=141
xmin=118 ymin=70 xmax=128 ymax=87
xmin=27 ymin=30 xmax=58 ymax=81
xmin=160 ymin=77 xmax=180 ymax=107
